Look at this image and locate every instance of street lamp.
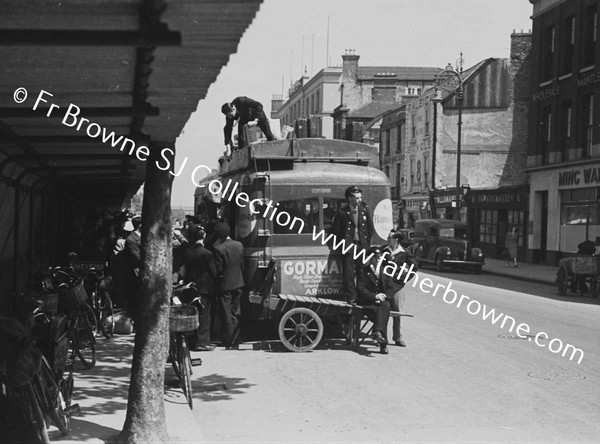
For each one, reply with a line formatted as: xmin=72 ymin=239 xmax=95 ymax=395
xmin=435 ymin=53 xmax=464 ymax=221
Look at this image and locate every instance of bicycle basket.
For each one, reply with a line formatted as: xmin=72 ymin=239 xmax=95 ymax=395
xmin=169 ymin=305 xmax=199 ymax=333
xmin=57 ymin=280 xmax=88 ymax=313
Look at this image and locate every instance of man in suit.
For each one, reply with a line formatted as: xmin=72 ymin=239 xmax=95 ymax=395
xmin=221 ymin=96 xmax=276 ymax=150
xmin=123 ymin=215 xmax=142 ymax=320
xmin=181 ymin=225 xmax=216 ymax=351
xmin=331 ymin=186 xmax=374 ymax=303
xmin=356 ymin=246 xmax=400 ymax=355
xmin=212 ymin=222 xmax=245 ymax=349
xmin=383 ymin=230 xmax=416 ymax=347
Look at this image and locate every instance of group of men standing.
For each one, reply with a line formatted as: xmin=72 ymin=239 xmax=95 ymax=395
xmin=331 ymin=186 xmax=415 ymax=355
xmin=178 ymin=221 xmax=245 ymax=351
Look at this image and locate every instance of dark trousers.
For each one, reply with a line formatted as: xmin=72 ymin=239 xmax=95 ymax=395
xmin=370 ymin=300 xmax=391 ymax=340
xmin=237 ymin=113 xmax=275 ymax=148
xmin=389 ymin=290 xmax=405 ymax=341
xmin=188 ymin=295 xmax=212 ymax=348
xmin=342 ymin=246 xmax=360 ymax=303
xmin=217 ymin=288 xmax=243 ymax=346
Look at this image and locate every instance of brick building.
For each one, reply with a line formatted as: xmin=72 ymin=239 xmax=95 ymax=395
xmin=380 ymin=33 xmax=532 ymax=258
xmin=527 ymin=0 xmax=600 ymax=264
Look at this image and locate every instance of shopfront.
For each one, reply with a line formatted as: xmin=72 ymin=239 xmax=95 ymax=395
xmin=401 ymin=195 xmax=430 ymax=228
xmin=467 ymin=186 xmax=529 ymax=259
xmin=431 ymin=187 xmax=469 ymax=222
xmin=528 ymin=162 xmax=600 ymax=265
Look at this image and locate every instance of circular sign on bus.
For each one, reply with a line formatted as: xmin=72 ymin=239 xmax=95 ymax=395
xmin=372 ymin=198 xmax=394 ymax=239
xmin=238 ymin=202 xmax=256 ymax=238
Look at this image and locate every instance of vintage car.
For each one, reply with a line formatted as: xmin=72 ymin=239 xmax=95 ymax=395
xmin=411 ymin=219 xmax=485 ymax=273
xmin=397 ymin=228 xmax=414 ymax=249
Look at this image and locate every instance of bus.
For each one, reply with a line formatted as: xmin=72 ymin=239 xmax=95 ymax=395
xmin=194 ymin=138 xmax=393 ymax=318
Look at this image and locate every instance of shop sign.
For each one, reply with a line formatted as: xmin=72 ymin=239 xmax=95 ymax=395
xmin=578 ymin=71 xmax=600 ymax=88
xmin=471 ymin=192 xmax=523 ymax=205
xmin=280 ymin=257 xmax=343 ymax=297
xmin=403 ymin=197 xmax=428 ymax=210
xmin=532 ymin=84 xmax=559 ymax=101
xmin=558 ymin=165 xmax=600 ymax=188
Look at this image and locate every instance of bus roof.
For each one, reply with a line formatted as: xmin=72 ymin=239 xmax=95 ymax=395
xmin=220 ymin=138 xmax=377 ymax=176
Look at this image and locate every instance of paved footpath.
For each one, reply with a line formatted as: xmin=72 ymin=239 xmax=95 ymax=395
xmin=50 ymin=259 xmax=559 ymax=443
xmin=52 ymin=334 xmax=203 ymax=443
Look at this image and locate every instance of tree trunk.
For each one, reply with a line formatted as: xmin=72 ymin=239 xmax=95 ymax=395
xmin=119 ymin=144 xmax=173 ymax=443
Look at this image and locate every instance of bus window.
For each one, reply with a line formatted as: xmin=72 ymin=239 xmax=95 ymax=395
xmin=323 ymin=198 xmax=346 ymax=231
xmin=273 ymin=198 xmax=320 ymax=234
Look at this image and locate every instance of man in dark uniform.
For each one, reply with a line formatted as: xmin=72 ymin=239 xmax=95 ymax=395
xmin=221 ymin=96 xmax=276 ymax=150
xmin=181 ymin=225 xmax=216 ymax=351
xmin=331 ymin=186 xmax=374 ymax=303
xmin=383 ymin=230 xmax=416 ymax=347
xmin=212 ymin=222 xmax=245 ymax=348
xmin=123 ymin=215 xmax=142 ymax=319
xmin=356 ymin=247 xmax=402 ymax=355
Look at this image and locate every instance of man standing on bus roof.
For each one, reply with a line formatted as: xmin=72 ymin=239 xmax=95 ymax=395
xmin=331 ymin=186 xmax=374 ymax=303
xmin=221 ymin=96 xmax=276 ymax=151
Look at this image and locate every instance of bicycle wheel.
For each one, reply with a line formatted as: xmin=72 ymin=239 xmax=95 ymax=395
xmin=169 ymin=334 xmax=181 ymax=379
xmin=73 ymin=310 xmax=96 ymax=369
xmin=178 ymin=335 xmax=193 ymax=409
xmin=36 ymin=355 xmax=70 ymax=436
xmin=25 ymin=383 xmax=50 ymax=444
xmin=98 ymin=290 xmax=115 ymax=339
xmin=81 ymin=302 xmax=99 ymax=337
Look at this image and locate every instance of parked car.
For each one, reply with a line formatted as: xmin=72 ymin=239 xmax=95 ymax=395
xmin=411 ymin=219 xmax=484 ymax=273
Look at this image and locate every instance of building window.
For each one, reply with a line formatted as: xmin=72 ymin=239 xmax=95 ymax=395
xmin=561 ymin=100 xmax=572 ymax=161
xmin=396 ymin=124 xmax=402 ymax=153
xmin=583 ymin=94 xmax=594 ymax=157
xmin=385 ymin=165 xmax=390 ymax=180
xmin=583 ymin=5 xmax=597 ymax=67
xmin=411 ymin=115 xmax=416 ymax=139
xmin=380 ymin=130 xmax=388 ymax=155
xmin=385 ymin=130 xmax=391 ymax=156
xmin=425 ymin=109 xmax=430 ymax=135
xmin=409 ymin=158 xmax=415 ymax=189
xmin=423 ymin=155 xmax=429 ymax=189
xmin=539 ymin=105 xmax=552 ymax=164
xmin=562 ymin=16 xmax=575 ymax=75
xmin=542 ymin=25 xmax=555 ymax=81
xmin=316 ymin=90 xmax=321 ymax=113
xmin=479 ymin=209 xmax=497 ymax=244
xmin=395 ymin=163 xmax=401 ymax=199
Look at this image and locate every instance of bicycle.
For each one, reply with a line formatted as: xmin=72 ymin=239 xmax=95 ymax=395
xmin=46 ymin=267 xmax=97 ymax=369
xmin=84 ymin=267 xmax=115 ymax=339
xmin=168 ymin=282 xmax=202 ymax=410
xmin=1 ymin=313 xmax=79 ymax=443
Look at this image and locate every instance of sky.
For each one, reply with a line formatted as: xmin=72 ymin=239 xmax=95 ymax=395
xmin=170 ymin=0 xmax=534 ymax=208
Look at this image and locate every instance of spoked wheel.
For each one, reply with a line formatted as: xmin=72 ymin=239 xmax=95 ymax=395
xmin=36 ymin=356 xmax=70 ymax=436
xmin=556 ymin=267 xmax=569 ymax=296
xmin=179 ymin=336 xmax=193 ymax=410
xmin=81 ymin=302 xmax=99 ymax=338
xmin=98 ymin=290 xmax=115 ymax=339
xmin=26 ymin=383 xmax=50 ymax=444
xmin=169 ymin=335 xmax=181 ymax=379
xmin=73 ymin=311 xmax=97 ymax=369
xmin=278 ymin=307 xmax=323 ymax=352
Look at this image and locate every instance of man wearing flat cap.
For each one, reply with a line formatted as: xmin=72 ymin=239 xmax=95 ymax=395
xmin=331 ymin=185 xmax=374 ymax=303
xmin=212 ymin=222 xmax=245 ymax=348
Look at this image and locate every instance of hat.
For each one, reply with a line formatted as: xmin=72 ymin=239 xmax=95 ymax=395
xmin=345 ymin=185 xmax=362 ymax=199
xmin=214 ymin=222 xmax=230 ymax=239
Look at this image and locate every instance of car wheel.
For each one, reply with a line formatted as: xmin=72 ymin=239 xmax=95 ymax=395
xmin=436 ymin=255 xmax=445 ymax=272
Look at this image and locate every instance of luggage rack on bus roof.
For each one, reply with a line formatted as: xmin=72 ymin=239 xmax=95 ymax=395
xmin=219 ymin=138 xmax=377 ymax=175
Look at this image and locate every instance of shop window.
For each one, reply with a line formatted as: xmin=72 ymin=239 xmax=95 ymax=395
xmin=479 ymin=209 xmax=498 ymax=244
